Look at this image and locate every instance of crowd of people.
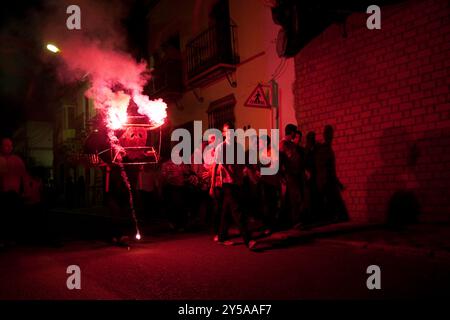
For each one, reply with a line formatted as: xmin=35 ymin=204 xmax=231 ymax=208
xmin=0 ymin=122 xmax=348 ymax=250
xmin=124 ymin=122 xmax=349 ymax=250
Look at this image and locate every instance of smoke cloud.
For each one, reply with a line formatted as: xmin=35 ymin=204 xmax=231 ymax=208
xmin=40 ymin=0 xmax=166 ymax=129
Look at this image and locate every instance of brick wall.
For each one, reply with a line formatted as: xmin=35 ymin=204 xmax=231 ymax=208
xmin=294 ymin=0 xmax=450 ymax=222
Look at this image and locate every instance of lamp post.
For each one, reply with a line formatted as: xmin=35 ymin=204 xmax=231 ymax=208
xmin=46 ymin=43 xmax=60 ymax=54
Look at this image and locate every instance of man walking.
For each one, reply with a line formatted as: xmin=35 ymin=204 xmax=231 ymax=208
xmin=210 ymin=123 xmax=256 ymax=250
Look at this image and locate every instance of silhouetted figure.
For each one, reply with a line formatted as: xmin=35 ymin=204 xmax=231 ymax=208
xmin=0 ymin=137 xmax=27 ymax=244
xmin=187 ymin=140 xmax=214 ymax=229
xmin=201 ymin=134 xmax=223 ymax=237
xmin=161 ymin=156 xmax=189 ymax=231
xmin=367 ymin=126 xmax=422 ymax=227
xmin=243 ymin=134 xmax=274 ymax=233
xmin=304 ymin=132 xmax=319 ymax=222
xmin=23 ymin=167 xmax=55 ymax=245
xmin=293 ymin=130 xmax=308 ymax=224
xmin=242 ymin=134 xmax=260 ymax=222
xmin=280 ymin=124 xmax=304 ymax=228
xmin=257 ymin=135 xmax=280 ymax=233
xmin=105 ymin=166 xmax=133 ymax=246
xmin=140 ymin=164 xmax=162 ymax=221
xmin=315 ymin=125 xmax=348 ymax=222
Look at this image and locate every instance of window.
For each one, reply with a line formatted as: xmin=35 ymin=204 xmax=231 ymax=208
xmin=207 ymin=94 xmax=236 ymax=129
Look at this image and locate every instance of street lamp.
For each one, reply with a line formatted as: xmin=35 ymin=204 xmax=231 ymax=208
xmin=46 ymin=43 xmax=60 ymax=54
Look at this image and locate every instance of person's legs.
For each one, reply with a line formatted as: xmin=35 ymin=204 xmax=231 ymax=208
xmin=218 ymin=194 xmax=229 ymax=242
xmin=187 ymin=188 xmax=206 ymax=228
xmin=162 ymin=185 xmax=173 ymax=227
xmin=286 ymin=177 xmax=302 ymax=227
xmin=279 ymin=181 xmax=291 ymax=229
xmin=264 ymin=183 xmax=279 ymax=231
xmin=175 ymin=186 xmax=188 ymax=229
xmin=4 ymin=191 xmax=22 ymax=242
xmin=309 ymin=180 xmax=320 ymax=222
xmin=219 ymin=184 xmax=233 ymax=242
xmin=105 ymin=193 xmax=118 ymax=239
xmin=197 ymin=190 xmax=209 ymax=228
xmin=225 ymin=184 xmax=251 ymax=246
xmin=298 ymin=178 xmax=312 ymax=225
xmin=165 ymin=185 xmax=184 ymax=229
xmin=303 ymin=181 xmax=314 ymax=223
xmin=212 ymin=187 xmax=223 ymax=236
xmin=106 ymin=193 xmax=124 ymax=241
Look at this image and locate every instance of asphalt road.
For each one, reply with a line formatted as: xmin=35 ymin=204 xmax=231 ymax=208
xmin=0 ymin=233 xmax=448 ymax=299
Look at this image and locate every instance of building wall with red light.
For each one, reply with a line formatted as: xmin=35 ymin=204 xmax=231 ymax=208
xmin=146 ymin=0 xmax=297 ymax=133
xmin=294 ymin=0 xmax=450 ymax=222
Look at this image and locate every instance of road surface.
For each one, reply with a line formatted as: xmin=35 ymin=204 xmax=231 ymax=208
xmin=0 ymin=233 xmax=448 ymax=299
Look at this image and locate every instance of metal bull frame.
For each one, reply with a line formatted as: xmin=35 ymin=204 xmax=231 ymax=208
xmin=112 ymin=115 xmax=162 ymax=166
xmin=86 ymin=114 xmax=163 ymax=192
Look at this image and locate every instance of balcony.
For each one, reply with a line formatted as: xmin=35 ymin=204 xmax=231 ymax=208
xmin=185 ymin=20 xmax=239 ymax=88
xmin=146 ymin=58 xmax=183 ymax=101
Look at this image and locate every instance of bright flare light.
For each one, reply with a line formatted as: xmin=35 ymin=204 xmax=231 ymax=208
xmin=134 ymin=96 xmax=167 ymax=128
xmin=46 ymin=43 xmax=60 ymax=53
xmin=106 ymin=91 xmax=130 ymax=130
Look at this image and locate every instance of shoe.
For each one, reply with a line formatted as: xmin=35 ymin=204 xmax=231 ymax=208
xmin=248 ymin=240 xmax=258 ymax=250
xmin=218 ymin=240 xmax=235 ymax=246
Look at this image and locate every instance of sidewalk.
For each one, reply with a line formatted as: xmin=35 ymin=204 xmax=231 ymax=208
xmin=266 ymin=220 xmax=450 ymax=259
xmin=317 ymin=222 xmax=450 ymax=259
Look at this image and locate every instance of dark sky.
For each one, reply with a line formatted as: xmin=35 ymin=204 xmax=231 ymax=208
xmin=0 ymin=0 xmax=151 ymax=137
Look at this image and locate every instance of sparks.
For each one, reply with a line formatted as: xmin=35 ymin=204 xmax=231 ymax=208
xmin=55 ymin=39 xmax=167 ymax=245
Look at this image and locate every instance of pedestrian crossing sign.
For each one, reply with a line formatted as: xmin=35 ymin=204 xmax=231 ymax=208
xmin=244 ymin=84 xmax=271 ymax=108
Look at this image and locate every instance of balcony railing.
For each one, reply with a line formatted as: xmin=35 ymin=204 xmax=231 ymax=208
xmin=146 ymin=58 xmax=183 ymax=100
xmin=186 ymin=20 xmax=239 ymax=81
